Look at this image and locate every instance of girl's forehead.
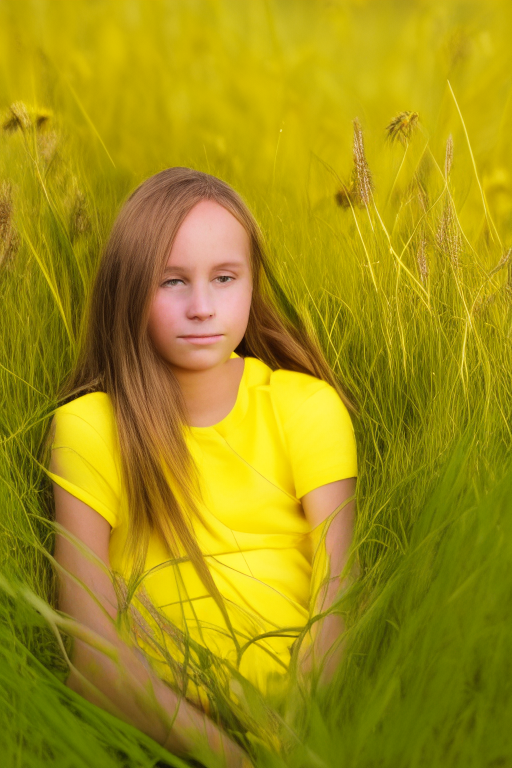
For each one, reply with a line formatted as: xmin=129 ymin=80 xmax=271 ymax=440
xmin=176 ymin=200 xmax=247 ymax=237
xmin=165 ymin=204 xmax=251 ymax=267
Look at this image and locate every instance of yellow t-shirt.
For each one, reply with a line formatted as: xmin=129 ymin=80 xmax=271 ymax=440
xmin=45 ymin=351 xmax=357 ymax=703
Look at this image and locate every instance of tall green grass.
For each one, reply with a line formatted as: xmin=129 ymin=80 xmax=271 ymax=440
xmin=1 ymin=0 xmax=511 ymax=765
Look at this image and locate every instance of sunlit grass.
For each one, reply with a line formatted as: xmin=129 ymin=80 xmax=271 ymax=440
xmin=1 ymin=0 xmax=512 ymax=766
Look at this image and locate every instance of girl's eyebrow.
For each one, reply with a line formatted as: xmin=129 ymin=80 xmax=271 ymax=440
xmin=163 ymin=261 xmax=245 ymax=274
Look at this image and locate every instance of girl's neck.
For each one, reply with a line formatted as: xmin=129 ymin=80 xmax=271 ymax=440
xmin=172 ymin=355 xmax=245 ymax=429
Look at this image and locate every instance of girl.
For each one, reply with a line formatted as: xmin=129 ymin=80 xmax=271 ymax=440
xmin=42 ymin=167 xmax=358 ymax=767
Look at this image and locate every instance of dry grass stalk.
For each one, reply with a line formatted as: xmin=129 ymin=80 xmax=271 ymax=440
xmin=475 ymin=258 xmax=512 ymax=313
xmin=474 ymin=293 xmax=493 ymax=316
xmin=113 ymin=575 xmax=190 ymax=688
xmin=416 ymin=184 xmax=429 ymax=214
xmin=0 ymin=180 xmax=20 ymax=269
xmin=434 ymin=133 xmax=462 ymax=268
xmin=351 ymin=117 xmax=374 ymax=207
xmin=504 ymin=261 xmax=512 ymax=303
xmin=37 ymin=129 xmax=59 ymax=166
xmin=474 ymin=285 xmax=511 ymax=315
xmin=488 ymin=247 xmax=512 ymax=277
xmin=386 ymin=111 xmax=419 ymax=146
xmin=445 ymin=134 xmax=454 ymax=180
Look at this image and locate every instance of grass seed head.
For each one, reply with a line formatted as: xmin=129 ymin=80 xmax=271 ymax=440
xmin=351 ymin=117 xmax=374 ymax=207
xmin=3 ymin=101 xmax=31 ymax=132
xmin=386 ymin=111 xmax=420 ymax=146
xmin=0 ymin=180 xmax=20 ymax=269
xmin=416 ymin=234 xmax=429 ymax=283
xmin=334 ymin=183 xmax=355 ymax=208
xmin=66 ymin=176 xmax=92 ymax=241
xmin=2 ymin=101 xmax=52 ymax=132
xmin=436 ymin=196 xmax=462 ymax=269
xmin=445 ymin=134 xmax=454 ymax=180
xmin=70 ymin=189 xmax=91 ymax=240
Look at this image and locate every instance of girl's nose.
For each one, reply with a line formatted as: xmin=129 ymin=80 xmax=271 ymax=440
xmin=185 ymin=282 xmax=216 ymax=319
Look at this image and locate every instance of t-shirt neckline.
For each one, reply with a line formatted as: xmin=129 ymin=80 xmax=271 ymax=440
xmin=188 ymin=351 xmax=249 ymax=436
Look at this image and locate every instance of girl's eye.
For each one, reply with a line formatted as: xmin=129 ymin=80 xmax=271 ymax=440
xmin=163 ymin=276 xmax=234 ymax=287
xmin=215 ymin=275 xmax=234 ymax=284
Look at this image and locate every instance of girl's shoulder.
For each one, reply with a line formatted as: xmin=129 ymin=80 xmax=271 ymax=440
xmin=268 ymin=365 xmax=334 ymax=426
xmin=247 ymin=356 xmax=328 ymax=405
xmin=51 ymin=391 xmax=117 ymax=451
xmin=47 ymin=391 xmax=122 ymax=525
xmin=55 ymin=390 xmax=113 ymax=422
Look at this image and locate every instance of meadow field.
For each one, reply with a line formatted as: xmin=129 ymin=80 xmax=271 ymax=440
xmin=1 ymin=0 xmax=512 ymax=766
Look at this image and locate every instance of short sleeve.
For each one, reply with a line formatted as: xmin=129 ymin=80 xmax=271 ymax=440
xmin=283 ymin=383 xmax=358 ymax=499
xmin=45 ymin=409 xmax=121 ymax=528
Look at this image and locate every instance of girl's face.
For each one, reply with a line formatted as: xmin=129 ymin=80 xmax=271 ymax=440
xmin=147 ymin=199 xmax=253 ymax=372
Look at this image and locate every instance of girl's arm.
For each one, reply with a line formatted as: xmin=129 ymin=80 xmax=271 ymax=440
xmin=300 ymin=476 xmax=357 ymax=684
xmin=52 ymin=482 xmax=251 ymax=768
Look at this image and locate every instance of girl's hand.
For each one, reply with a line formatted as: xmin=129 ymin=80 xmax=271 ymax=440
xmin=163 ymin=709 xmax=254 ymax=768
xmin=204 ymin=724 xmax=254 ymax=768
xmin=216 ymin=738 xmax=254 ymax=768
xmin=296 ymin=612 xmax=347 ymax=690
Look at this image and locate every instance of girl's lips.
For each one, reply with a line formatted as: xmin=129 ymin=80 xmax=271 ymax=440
xmin=180 ymin=335 xmax=223 ymax=345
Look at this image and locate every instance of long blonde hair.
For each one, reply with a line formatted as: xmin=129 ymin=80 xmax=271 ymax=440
xmin=45 ymin=166 xmax=357 ymax=621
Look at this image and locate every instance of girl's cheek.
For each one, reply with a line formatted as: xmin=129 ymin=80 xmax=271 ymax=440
xmin=148 ymin=300 xmax=176 ymax=341
xmin=156 ymin=295 xmax=178 ymax=324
